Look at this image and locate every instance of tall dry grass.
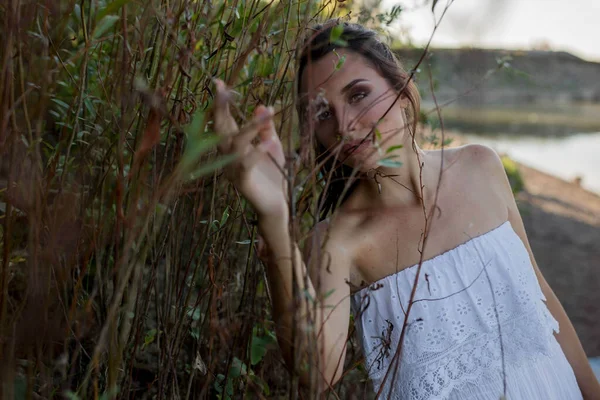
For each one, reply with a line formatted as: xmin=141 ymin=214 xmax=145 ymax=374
xmin=0 ymin=0 xmax=424 ymax=398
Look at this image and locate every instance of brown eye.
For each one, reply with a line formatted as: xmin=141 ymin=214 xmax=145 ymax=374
xmin=350 ymin=91 xmax=368 ymax=104
xmin=316 ymin=108 xmax=332 ymax=122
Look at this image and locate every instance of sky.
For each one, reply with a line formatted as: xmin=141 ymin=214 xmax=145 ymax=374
xmin=382 ymin=0 xmax=600 ymax=61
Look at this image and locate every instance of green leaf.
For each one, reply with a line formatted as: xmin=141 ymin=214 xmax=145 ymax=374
xmin=84 ymin=97 xmax=96 ymax=117
xmin=329 ymin=24 xmax=344 ymax=43
xmin=220 ymin=206 xmax=230 ymax=228
xmin=185 ymin=109 xmax=205 ymax=138
xmin=335 ymin=54 xmax=347 ymax=70
xmin=143 ymin=329 xmax=157 ymax=348
xmin=385 ymin=144 xmax=403 ymax=154
xmin=189 ymin=134 xmax=221 ymax=155
xmin=257 ymin=56 xmax=274 ymax=77
xmin=377 ymin=158 xmax=403 ymax=168
xmin=181 ymin=111 xmax=223 ymax=170
xmin=375 ymin=128 xmax=382 ymax=141
xmin=214 ymin=374 xmax=225 ymax=393
xmin=187 ymin=307 xmax=201 ymax=321
xmin=98 ymin=386 xmax=119 ymax=400
xmin=64 ymin=391 xmax=81 ymax=400
xmin=323 ymin=288 xmax=336 ymax=299
xmin=96 ymin=0 xmax=131 ymax=22
xmin=250 ymin=333 xmax=275 ymax=366
xmin=51 ymin=98 xmax=70 ymax=110
xmin=93 ymin=15 xmax=119 ymax=40
xmin=187 ymin=153 xmax=237 ymax=180
xmin=181 ymin=133 xmax=221 ymax=170
xmin=14 ymin=376 xmax=27 ymax=400
xmin=250 ymin=336 xmax=269 ymax=365
xmin=229 ymin=357 xmax=247 ymax=378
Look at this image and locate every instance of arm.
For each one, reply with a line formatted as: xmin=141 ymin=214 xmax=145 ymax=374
xmin=481 ymin=146 xmax=600 ymax=399
xmin=211 ymin=79 xmax=351 ymax=394
xmin=259 ymin=214 xmax=351 ymax=394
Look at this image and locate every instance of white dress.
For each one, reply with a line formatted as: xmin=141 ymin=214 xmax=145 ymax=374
xmin=350 ymin=221 xmax=583 ymax=399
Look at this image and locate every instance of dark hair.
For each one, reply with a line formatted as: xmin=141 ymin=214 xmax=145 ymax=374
xmin=296 ymin=20 xmax=421 ymax=220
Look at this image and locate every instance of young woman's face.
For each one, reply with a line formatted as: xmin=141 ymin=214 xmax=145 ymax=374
xmin=300 ymin=48 xmax=409 ymax=171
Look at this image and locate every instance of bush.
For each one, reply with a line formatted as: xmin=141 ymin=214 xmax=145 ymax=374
xmin=0 ymin=1 xmax=409 ymax=398
xmin=501 ymin=155 xmax=525 ymax=194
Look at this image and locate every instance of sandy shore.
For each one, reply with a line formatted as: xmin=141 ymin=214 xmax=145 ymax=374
xmin=514 ymin=162 xmax=600 ymax=356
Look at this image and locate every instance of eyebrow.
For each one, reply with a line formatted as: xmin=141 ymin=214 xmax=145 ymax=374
xmin=341 ymin=79 xmax=368 ymax=94
xmin=298 ymin=79 xmax=368 ymax=110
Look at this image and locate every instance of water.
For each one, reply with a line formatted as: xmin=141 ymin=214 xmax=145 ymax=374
xmin=462 ymin=132 xmax=600 ymax=195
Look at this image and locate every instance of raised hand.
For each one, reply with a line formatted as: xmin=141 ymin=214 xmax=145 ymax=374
xmin=213 ymin=79 xmax=288 ymax=219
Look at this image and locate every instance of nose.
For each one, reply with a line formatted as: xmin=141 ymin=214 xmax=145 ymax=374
xmin=334 ymin=104 xmax=359 ymax=138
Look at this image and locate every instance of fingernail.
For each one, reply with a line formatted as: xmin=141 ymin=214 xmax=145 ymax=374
xmin=255 ymin=106 xmax=268 ymax=117
xmin=213 ymin=78 xmax=224 ymax=91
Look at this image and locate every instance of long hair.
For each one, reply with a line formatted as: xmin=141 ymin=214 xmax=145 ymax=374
xmin=296 ymin=21 xmax=421 ymax=220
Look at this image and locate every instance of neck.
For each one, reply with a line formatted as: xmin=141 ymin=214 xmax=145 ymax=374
xmin=355 ymin=143 xmax=435 ymax=208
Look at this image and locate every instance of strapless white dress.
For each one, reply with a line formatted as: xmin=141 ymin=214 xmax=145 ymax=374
xmin=350 ymin=221 xmax=582 ymax=399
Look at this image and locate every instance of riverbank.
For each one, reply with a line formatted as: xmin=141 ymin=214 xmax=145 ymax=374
xmin=434 ymin=104 xmax=600 ymax=135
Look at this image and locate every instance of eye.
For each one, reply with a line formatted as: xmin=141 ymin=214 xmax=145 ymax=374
xmin=316 ymin=108 xmax=332 ymax=122
xmin=350 ymin=91 xmax=368 ymax=104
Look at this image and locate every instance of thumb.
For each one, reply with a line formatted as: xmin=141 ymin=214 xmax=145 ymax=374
xmin=254 ymin=105 xmax=277 ymax=142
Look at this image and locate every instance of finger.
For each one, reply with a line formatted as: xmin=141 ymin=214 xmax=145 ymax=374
xmin=230 ymin=107 xmax=273 ymax=153
xmin=239 ymin=142 xmax=267 ymax=171
xmin=255 ymin=106 xmax=277 ymax=142
xmin=255 ymin=106 xmax=285 ymax=166
xmin=213 ymin=79 xmax=238 ymax=139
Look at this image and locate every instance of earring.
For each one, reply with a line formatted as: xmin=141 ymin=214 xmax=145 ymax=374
xmin=374 ymin=172 xmax=382 ymax=194
xmin=335 ymin=134 xmax=342 ymax=142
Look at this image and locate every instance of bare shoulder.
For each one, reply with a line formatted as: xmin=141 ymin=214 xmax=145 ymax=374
xmin=302 ymin=215 xmax=353 ymax=267
xmin=456 ymin=143 xmax=514 ymax=203
xmin=426 ymin=144 xmax=499 ymax=171
xmin=454 ymin=144 xmax=506 ymax=180
xmin=459 ymin=143 xmax=502 ymax=168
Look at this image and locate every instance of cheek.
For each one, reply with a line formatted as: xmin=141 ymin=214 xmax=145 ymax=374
xmin=315 ymin=126 xmax=337 ymax=149
xmin=360 ymin=94 xmax=397 ymax=126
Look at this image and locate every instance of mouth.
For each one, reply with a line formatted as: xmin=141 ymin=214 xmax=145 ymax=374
xmin=342 ymin=139 xmax=371 ymax=156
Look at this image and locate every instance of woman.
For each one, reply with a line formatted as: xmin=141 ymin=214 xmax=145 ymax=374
xmin=212 ymin=21 xmax=600 ymax=399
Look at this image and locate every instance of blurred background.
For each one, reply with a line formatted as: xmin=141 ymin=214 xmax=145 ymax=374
xmin=390 ymin=0 xmax=600 ymax=193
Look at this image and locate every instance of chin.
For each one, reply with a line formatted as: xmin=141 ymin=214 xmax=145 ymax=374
xmin=342 ymin=155 xmax=380 ymax=173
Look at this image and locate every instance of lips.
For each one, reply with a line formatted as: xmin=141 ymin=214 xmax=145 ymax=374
xmin=342 ymin=139 xmax=370 ymax=155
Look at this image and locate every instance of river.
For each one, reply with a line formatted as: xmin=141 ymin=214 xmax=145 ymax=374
xmin=457 ymin=132 xmax=600 ymax=195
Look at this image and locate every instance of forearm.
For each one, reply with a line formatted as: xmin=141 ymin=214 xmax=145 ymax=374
xmin=546 ymin=290 xmax=600 ymax=399
xmin=257 ymin=216 xmax=328 ymax=387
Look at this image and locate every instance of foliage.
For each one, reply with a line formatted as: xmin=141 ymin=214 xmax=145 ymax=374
xmin=0 ymin=0 xmax=411 ymax=398
xmin=501 ymin=155 xmax=525 ymax=194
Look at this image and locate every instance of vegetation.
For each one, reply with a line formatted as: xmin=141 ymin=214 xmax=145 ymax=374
xmin=501 ymin=155 xmax=525 ymax=194
xmin=0 ymin=0 xmax=417 ymax=398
